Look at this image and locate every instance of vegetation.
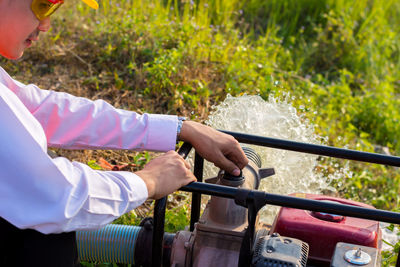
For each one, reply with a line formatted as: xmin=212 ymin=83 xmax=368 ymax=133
xmin=1 ymin=0 xmax=400 ymax=265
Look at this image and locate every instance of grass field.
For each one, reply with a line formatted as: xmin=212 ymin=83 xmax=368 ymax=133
xmin=1 ymin=0 xmax=400 ymax=265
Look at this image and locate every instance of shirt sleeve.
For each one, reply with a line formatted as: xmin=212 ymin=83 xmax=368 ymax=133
xmin=7 ymin=77 xmax=178 ymax=152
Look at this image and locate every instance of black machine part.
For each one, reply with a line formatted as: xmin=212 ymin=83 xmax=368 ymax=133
xmin=251 ymin=233 xmax=309 ymax=267
xmin=331 ymin=242 xmax=380 ymax=267
xmin=134 ymin=217 xmax=175 ymax=267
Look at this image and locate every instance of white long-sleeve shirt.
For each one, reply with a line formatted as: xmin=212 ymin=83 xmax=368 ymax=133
xmin=0 ymin=66 xmax=179 ymax=234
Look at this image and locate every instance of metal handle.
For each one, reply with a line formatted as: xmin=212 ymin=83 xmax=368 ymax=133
xmin=221 ymin=130 xmax=400 ymax=167
xmin=180 ymin=182 xmax=400 ymax=224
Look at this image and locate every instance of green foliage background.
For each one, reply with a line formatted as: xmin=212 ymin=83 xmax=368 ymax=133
xmin=1 ymin=0 xmax=400 ymax=265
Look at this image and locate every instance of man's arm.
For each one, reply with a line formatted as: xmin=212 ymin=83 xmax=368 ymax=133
xmin=0 ymin=90 xmax=195 ymax=234
xmin=0 ymin=67 xmax=176 ymax=151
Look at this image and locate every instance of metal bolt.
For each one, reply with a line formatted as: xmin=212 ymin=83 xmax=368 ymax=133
xmin=344 ymin=248 xmax=371 ymax=265
xmin=355 ymin=248 xmax=362 ymax=258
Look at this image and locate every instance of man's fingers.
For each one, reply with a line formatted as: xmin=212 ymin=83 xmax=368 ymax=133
xmin=231 ymin=151 xmax=249 ymax=170
xmin=182 ymin=158 xmax=191 ymax=170
xmin=221 ymin=145 xmax=248 ymax=171
xmin=214 ymin=153 xmax=242 ymax=176
xmin=181 ymin=173 xmax=197 ymax=187
xmin=222 ymin=138 xmax=249 ymax=169
xmin=189 ymin=174 xmax=197 ymax=183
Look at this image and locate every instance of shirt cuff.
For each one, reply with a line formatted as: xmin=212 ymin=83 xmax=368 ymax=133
xmin=120 ymin=171 xmax=149 ymax=210
xmin=146 ymin=114 xmax=178 ymax=151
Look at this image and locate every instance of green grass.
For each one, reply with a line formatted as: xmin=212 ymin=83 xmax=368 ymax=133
xmin=1 ymin=0 xmax=400 ymax=265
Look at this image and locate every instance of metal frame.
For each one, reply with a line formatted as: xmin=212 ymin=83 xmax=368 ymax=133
xmin=152 ymin=131 xmax=400 ymax=267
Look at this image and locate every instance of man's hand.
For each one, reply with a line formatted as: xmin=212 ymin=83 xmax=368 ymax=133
xmin=178 ymin=121 xmax=249 ymax=176
xmin=136 ymin=151 xmax=196 ymax=199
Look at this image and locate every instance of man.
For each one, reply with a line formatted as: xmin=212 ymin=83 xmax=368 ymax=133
xmin=0 ymin=0 xmax=248 ymax=266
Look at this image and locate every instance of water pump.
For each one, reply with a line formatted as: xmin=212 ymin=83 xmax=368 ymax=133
xmin=76 ymin=131 xmax=400 ymax=267
xmin=76 ymin=147 xmax=309 ymax=266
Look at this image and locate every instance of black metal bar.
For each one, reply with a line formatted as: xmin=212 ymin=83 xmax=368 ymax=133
xmin=236 ymin=190 xmax=267 ymax=267
xmin=221 ymin=130 xmax=400 ymax=167
xmin=177 ymin=142 xmax=193 ymax=158
xmin=180 ymin=182 xmax=400 ymax=224
xmin=181 ymin=181 xmax=239 ymax=199
xmin=190 ymin=153 xmax=204 ymax=231
xmin=152 ymin=197 xmax=167 ymax=267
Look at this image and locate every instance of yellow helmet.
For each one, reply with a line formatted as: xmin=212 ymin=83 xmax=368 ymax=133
xmin=81 ymin=0 xmax=99 ymax=9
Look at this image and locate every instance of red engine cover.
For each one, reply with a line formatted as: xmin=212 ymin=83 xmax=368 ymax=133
xmin=269 ymin=193 xmax=381 ymax=265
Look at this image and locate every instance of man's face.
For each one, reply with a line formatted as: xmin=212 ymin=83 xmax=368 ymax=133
xmin=0 ymin=0 xmax=51 ymax=59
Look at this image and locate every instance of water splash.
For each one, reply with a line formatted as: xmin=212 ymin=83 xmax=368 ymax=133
xmin=204 ymin=94 xmax=347 ymax=223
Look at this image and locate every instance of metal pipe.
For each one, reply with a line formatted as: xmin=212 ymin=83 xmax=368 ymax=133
xmin=190 ymin=152 xmax=203 ymax=231
xmin=221 ymin=130 xmax=400 ymax=167
xmin=177 ymin=142 xmax=193 ymax=158
xmin=152 ymin=197 xmax=167 ymax=267
xmin=180 ymin=182 xmax=400 ymax=225
xmin=181 ymin=181 xmax=239 ymax=199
